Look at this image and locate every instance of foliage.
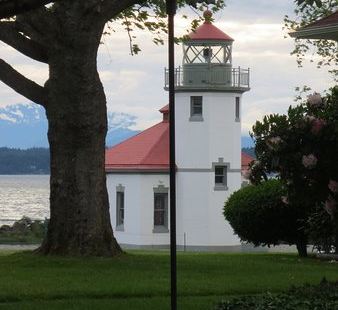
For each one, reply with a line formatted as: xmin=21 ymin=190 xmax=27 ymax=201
xmin=0 ymin=251 xmax=337 ymax=309
xmin=306 ymin=206 xmax=335 ymax=253
xmin=249 ymin=87 xmax=338 ymax=253
xmin=285 ymin=0 xmax=338 ymax=78
xmin=0 ymin=216 xmax=47 ymax=244
xmin=0 ymin=147 xmax=49 ymax=174
xmin=110 ymin=1 xmax=226 ymax=55
xmin=215 ymin=279 xmax=338 ymax=310
xmin=224 ymin=180 xmax=305 ymax=247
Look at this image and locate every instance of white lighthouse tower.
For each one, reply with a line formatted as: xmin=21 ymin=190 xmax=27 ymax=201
xmin=105 ymin=11 xmax=250 ymax=250
xmin=165 ymin=10 xmax=250 ymax=249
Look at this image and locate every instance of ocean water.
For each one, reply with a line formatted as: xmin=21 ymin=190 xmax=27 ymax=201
xmin=0 ymin=175 xmax=49 ymax=226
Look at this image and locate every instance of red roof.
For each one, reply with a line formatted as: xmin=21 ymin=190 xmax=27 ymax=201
xmin=241 ymin=152 xmax=255 ymax=170
xmin=304 ymin=11 xmax=338 ymax=29
xmin=189 ymin=22 xmax=233 ymax=42
xmin=105 ymin=106 xmax=253 ymax=172
xmin=105 ymin=121 xmax=169 ymax=171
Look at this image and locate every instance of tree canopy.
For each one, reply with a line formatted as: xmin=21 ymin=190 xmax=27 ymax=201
xmin=0 ymin=0 xmax=56 ymax=18
xmin=285 ymin=0 xmax=338 ymax=78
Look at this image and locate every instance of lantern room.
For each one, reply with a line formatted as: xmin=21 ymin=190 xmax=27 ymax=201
xmin=164 ymin=10 xmax=250 ymax=92
xmin=183 ymin=10 xmax=234 ymax=66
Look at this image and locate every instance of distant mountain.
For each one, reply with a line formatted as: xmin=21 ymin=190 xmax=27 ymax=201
xmin=0 ymin=103 xmax=139 ymax=148
xmin=0 ymin=103 xmax=48 ymax=148
xmin=241 ymin=136 xmax=254 ymax=148
xmin=0 ymin=103 xmax=254 ymax=149
xmin=106 ymin=112 xmax=140 ymax=147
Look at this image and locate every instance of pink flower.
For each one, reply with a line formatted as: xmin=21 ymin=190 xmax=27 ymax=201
xmin=311 ymin=118 xmax=326 ymax=135
xmin=302 ymin=154 xmax=317 ymax=169
xmin=328 ymin=180 xmax=338 ymax=193
xmin=266 ymin=136 xmax=282 ymax=150
xmin=307 ymin=93 xmax=322 ymax=107
xmin=281 ymin=196 xmax=289 ymax=205
xmin=305 ymin=115 xmax=316 ymax=122
xmin=324 ymin=196 xmax=336 ymax=217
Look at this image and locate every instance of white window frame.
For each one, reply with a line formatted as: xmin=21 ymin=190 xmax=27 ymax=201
xmin=235 ymin=96 xmax=240 ymax=122
xmin=212 ymin=158 xmax=229 ymax=191
xmin=190 ymin=96 xmax=204 ymax=122
xmin=153 ymin=185 xmax=169 ymax=233
xmin=116 ymin=185 xmax=125 ymax=231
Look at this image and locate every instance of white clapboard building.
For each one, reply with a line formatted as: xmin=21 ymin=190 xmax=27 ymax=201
xmin=105 ymin=11 xmax=251 ymax=250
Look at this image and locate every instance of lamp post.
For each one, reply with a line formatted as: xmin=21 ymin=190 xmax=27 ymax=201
xmin=166 ymin=0 xmax=177 ymax=309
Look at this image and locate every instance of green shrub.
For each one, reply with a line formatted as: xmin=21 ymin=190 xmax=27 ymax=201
xmin=0 ymin=217 xmax=47 ymax=244
xmin=215 ymin=279 xmax=338 ymax=310
xmin=224 ymin=180 xmax=304 ymax=248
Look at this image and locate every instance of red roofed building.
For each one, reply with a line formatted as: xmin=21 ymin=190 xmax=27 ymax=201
xmin=106 ymin=12 xmax=250 ymax=250
xmin=241 ymin=151 xmax=255 ymax=172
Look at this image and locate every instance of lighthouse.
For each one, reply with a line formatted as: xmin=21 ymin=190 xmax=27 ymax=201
xmin=165 ymin=10 xmax=250 ymax=249
xmin=105 ymin=11 xmax=250 ymax=250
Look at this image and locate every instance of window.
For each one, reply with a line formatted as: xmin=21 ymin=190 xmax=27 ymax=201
xmin=214 ymin=165 xmax=228 ymax=190
xmin=215 ymin=166 xmax=226 ymax=185
xmin=235 ymin=97 xmax=240 ymax=121
xmin=116 ymin=191 xmax=124 ymax=230
xmin=190 ymin=96 xmax=203 ymax=121
xmin=153 ymin=193 xmax=168 ymax=233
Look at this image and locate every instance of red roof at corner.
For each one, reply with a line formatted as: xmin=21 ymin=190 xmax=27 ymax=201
xmin=189 ymin=22 xmax=234 ymax=41
xmin=105 ymin=120 xmax=169 ymax=172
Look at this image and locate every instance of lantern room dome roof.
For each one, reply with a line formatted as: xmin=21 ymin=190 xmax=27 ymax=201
xmin=188 ymin=11 xmax=234 ymax=42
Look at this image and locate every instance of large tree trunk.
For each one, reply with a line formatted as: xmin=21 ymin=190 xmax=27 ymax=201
xmin=296 ymin=236 xmax=308 ymax=257
xmin=38 ymin=17 xmax=122 ymax=256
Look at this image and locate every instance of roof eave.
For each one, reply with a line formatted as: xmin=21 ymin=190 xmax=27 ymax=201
xmin=289 ymin=24 xmax=338 ymax=41
xmin=105 ymin=164 xmax=169 ymax=173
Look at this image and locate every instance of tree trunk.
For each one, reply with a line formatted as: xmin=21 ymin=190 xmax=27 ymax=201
xmin=334 ymin=216 xmax=338 ymax=254
xmin=37 ymin=19 xmax=122 ymax=256
xmin=296 ymin=240 xmax=308 ymax=257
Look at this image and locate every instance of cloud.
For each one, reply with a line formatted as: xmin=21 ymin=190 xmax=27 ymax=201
xmin=107 ymin=112 xmax=137 ymax=131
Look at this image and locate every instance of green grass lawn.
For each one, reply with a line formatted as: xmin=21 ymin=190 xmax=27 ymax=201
xmin=0 ymin=250 xmax=337 ymax=309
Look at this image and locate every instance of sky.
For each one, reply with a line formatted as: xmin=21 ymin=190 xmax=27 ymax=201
xmin=0 ymin=0 xmax=335 ymax=135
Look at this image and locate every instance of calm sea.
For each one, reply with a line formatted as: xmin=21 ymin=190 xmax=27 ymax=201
xmin=0 ymin=175 xmax=49 ymax=226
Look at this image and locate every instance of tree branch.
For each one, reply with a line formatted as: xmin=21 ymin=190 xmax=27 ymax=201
xmin=15 ymin=5 xmax=55 ymax=46
xmin=0 ymin=59 xmax=47 ymax=106
xmin=0 ymin=21 xmax=48 ymax=63
xmin=100 ymin=0 xmax=139 ymax=22
xmin=0 ymin=0 xmax=56 ymax=18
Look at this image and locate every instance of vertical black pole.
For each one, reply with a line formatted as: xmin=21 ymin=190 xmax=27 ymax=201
xmin=166 ymin=1 xmax=177 ymax=310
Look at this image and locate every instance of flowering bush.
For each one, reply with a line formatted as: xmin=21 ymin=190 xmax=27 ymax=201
xmin=302 ymin=154 xmax=318 ymax=169
xmin=307 ymin=93 xmax=322 ymax=107
xmin=249 ymin=87 xmax=338 ymax=255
